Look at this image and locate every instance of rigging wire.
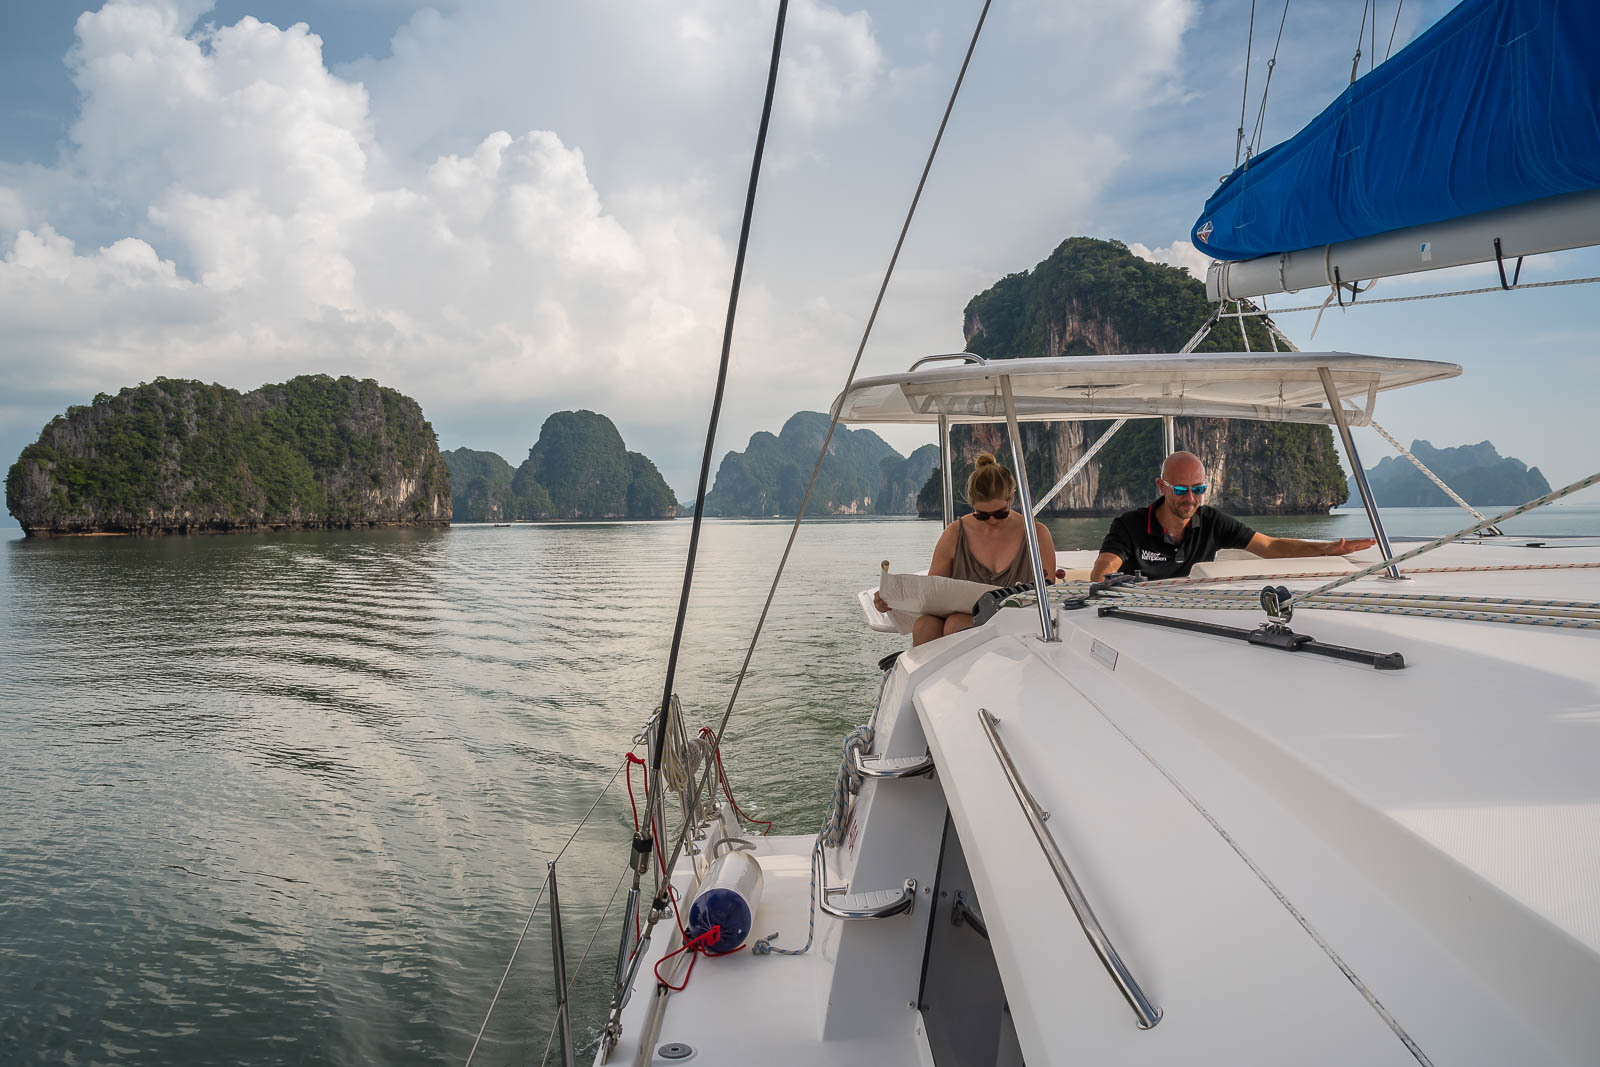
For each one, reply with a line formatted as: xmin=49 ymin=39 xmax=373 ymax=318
xmin=1370 ymin=0 xmax=1377 ymax=72
xmin=461 ymin=753 xmax=631 ymax=1067
xmin=710 ymin=0 xmax=995 ymax=752
xmin=1385 ymin=0 xmax=1405 ymax=59
xmin=1350 ymin=0 xmax=1370 ymax=82
xmin=1246 ymin=0 xmax=1291 ymax=162
xmin=1223 ymin=273 xmax=1600 ymax=315
xmin=1236 ymin=0 xmax=1256 ymax=167
xmin=648 ymin=0 xmax=789 ymax=821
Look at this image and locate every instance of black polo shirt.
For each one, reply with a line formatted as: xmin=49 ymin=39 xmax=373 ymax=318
xmin=1100 ymin=498 xmax=1256 ymax=580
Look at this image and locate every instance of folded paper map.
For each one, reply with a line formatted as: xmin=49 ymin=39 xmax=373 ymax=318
xmin=881 ymin=572 xmax=999 ymax=617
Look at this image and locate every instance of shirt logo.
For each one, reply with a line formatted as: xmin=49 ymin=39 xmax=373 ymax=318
xmin=1139 ymin=549 xmax=1168 ymax=563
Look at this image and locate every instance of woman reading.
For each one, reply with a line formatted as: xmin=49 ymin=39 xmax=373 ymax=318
xmin=876 ymin=453 xmax=1057 ymax=646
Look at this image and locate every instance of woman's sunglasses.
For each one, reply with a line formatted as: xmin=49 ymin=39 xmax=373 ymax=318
xmin=972 ymin=506 xmax=1011 ymax=521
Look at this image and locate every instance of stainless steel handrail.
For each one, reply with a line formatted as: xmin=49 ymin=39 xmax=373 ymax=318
xmin=547 ymin=861 xmax=577 ymax=1067
xmin=851 ymin=747 xmax=935 ymax=779
xmin=908 ymin=351 xmax=989 ymax=371
xmin=978 ymin=709 xmax=1162 ymax=1030
xmin=814 ymin=840 xmax=917 ymax=919
xmin=999 ymin=375 xmax=1056 ymax=642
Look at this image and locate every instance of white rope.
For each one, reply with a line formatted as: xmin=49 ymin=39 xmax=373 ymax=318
xmin=1142 ymin=560 xmax=1600 ymax=589
xmin=1291 ymin=469 xmax=1600 ymax=606
xmin=1367 ymin=420 xmax=1492 ymax=526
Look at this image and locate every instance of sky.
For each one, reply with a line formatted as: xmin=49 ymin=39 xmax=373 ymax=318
xmin=3 ymin=0 xmax=1598 ymax=505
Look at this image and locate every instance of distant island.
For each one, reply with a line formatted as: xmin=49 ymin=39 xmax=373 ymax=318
xmin=443 ymin=410 xmax=676 ymax=522
xmin=699 ymin=411 xmax=938 ymax=517
xmin=5 ymin=375 xmax=450 ymax=536
xmin=1354 ymin=440 xmax=1550 ymax=506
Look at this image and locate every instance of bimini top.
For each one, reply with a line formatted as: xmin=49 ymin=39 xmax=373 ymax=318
xmin=831 ymin=352 xmax=1460 ymax=427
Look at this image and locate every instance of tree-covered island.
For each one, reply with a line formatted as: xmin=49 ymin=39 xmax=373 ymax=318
xmin=6 ymin=375 xmax=451 ymax=536
xmin=442 ymin=410 xmax=677 ymax=522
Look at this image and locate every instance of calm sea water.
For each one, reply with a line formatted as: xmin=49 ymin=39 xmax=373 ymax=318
xmin=5 ymin=505 xmax=1599 ymax=1065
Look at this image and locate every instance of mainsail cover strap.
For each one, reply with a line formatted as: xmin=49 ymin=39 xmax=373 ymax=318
xmin=1192 ymin=0 xmax=1600 ymax=264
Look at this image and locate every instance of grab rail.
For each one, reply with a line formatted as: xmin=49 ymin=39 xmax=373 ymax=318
xmin=978 ymin=709 xmax=1162 ymax=1030
xmin=814 ymin=839 xmax=917 ymax=919
xmin=908 ymin=351 xmax=988 ymax=371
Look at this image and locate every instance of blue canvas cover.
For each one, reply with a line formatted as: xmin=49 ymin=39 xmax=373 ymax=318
xmin=1192 ymin=0 xmax=1600 ymax=264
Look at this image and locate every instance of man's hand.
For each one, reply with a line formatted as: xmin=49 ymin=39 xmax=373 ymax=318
xmin=1322 ymin=537 xmax=1377 ymax=556
xmin=873 ymin=591 xmax=890 ymax=613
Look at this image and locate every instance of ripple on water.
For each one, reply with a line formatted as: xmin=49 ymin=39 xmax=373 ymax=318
xmin=1 ymin=510 xmax=1465 ymax=1064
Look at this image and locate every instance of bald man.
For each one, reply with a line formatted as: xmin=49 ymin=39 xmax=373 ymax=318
xmin=1089 ymin=451 xmax=1376 ymax=582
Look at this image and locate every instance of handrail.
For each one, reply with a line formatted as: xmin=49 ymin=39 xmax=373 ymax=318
xmin=978 ymin=709 xmax=1162 ymax=1030
xmin=851 ymin=747 xmax=935 ymax=779
xmin=908 ymin=351 xmax=989 ymax=371
xmin=814 ymin=840 xmax=917 ymax=919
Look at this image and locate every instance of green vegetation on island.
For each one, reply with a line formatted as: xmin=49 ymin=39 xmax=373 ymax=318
xmin=5 ymin=375 xmax=451 ymax=536
xmin=442 ymin=410 xmax=676 ymax=521
xmin=1356 ymin=440 xmax=1550 ymax=506
xmin=928 ymin=236 xmax=1350 ymax=516
xmin=701 ymin=412 xmax=938 ymax=517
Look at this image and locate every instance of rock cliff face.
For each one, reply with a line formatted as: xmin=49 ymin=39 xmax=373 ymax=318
xmin=1357 ymin=440 xmax=1550 ymax=506
xmin=5 ymin=375 xmax=451 ymax=536
xmin=877 ymin=444 xmax=940 ymax=515
xmin=954 ymin=237 xmax=1349 ymax=515
xmin=442 ymin=411 xmax=676 ymax=521
xmin=441 ymin=448 xmax=519 ymax=522
xmin=702 ymin=412 xmax=926 ymax=517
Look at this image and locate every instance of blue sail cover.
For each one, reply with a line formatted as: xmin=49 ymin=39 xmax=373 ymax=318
xmin=1192 ymin=0 xmax=1600 ymax=264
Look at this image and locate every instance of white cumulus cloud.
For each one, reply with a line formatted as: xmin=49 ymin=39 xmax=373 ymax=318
xmin=1129 ymin=239 xmax=1212 ymax=280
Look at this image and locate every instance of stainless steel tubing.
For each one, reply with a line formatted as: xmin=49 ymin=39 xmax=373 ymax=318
xmin=1318 ymin=367 xmax=1399 ymax=578
xmin=548 ymin=861 xmax=576 ymax=1067
xmin=999 ymin=375 xmax=1056 ymax=641
xmin=939 ymin=413 xmax=955 ymax=525
xmin=979 ymin=709 xmax=1162 ymax=1030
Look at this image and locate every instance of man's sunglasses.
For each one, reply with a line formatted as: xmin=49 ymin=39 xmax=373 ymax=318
xmin=1166 ymin=482 xmax=1208 ymax=496
xmin=972 ymin=505 xmax=1011 ymax=521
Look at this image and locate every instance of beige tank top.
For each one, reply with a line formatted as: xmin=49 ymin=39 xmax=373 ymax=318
xmin=951 ymin=517 xmax=1035 ymax=586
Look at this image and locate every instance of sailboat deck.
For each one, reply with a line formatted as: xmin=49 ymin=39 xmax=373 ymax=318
xmin=897 ymin=536 xmax=1600 ymax=1064
xmin=608 ymin=833 xmax=923 ymax=1067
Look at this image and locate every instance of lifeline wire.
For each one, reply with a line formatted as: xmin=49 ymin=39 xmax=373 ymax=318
xmin=713 ymin=0 xmax=995 ymax=750
xmin=1227 ymin=273 xmax=1600 ymax=315
xmin=1291 ymin=469 xmax=1600 ymax=606
xmin=462 ymin=753 xmax=630 ymax=1067
xmin=650 ymin=0 xmax=789 ymax=808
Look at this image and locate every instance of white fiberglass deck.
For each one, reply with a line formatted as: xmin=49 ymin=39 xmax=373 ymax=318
xmin=609 ymin=538 xmax=1600 ymax=1066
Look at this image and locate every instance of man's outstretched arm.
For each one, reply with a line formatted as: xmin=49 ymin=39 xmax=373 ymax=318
xmin=1090 ymin=551 xmax=1125 ymax=581
xmin=1246 ymin=533 xmax=1377 ymax=559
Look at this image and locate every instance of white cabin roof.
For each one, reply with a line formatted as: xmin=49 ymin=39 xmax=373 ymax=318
xmin=832 ymin=352 xmax=1460 ymax=427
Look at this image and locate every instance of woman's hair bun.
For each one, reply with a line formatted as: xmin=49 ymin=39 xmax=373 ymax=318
xmin=974 ymin=452 xmax=997 ymax=467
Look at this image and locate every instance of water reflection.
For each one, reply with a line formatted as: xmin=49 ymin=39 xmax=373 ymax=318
xmin=4 ymin=508 xmax=1599 ymax=1064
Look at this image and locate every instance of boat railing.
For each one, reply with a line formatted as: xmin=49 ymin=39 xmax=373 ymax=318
xmin=464 ymin=702 xmax=733 ymax=1067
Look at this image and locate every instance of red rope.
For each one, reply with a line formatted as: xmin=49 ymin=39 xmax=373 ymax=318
xmin=654 ymin=925 xmax=722 ymax=991
xmin=699 ymin=727 xmax=772 ymax=835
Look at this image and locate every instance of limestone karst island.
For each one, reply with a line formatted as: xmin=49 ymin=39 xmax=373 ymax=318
xmin=5 ymin=239 xmax=1548 ymax=535
xmin=4 ymin=378 xmax=678 ymax=536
